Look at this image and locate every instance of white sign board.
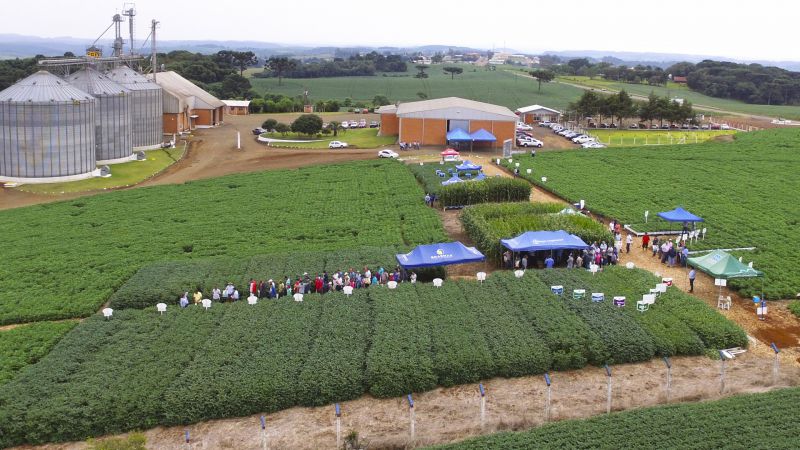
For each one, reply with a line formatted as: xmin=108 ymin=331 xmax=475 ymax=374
xmin=714 ymin=278 xmax=727 ymax=287
xmin=502 ymin=139 xmax=513 ymax=158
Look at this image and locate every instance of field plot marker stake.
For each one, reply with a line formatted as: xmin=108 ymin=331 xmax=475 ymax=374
xmin=771 ymin=343 xmax=780 ymax=386
xmin=237 ymin=131 xmax=241 ymax=150
xmin=544 ymin=373 xmax=552 ymax=422
xmin=478 ymin=383 xmax=486 ymax=428
xmin=260 ymin=415 xmax=267 ymax=450
xmin=663 ymin=357 xmax=672 ymax=402
xmin=604 ymin=365 xmax=612 ymax=414
xmin=335 ymin=403 xmax=342 ymax=448
xmin=184 ymin=429 xmax=190 ymax=449
xmin=407 ymin=394 xmax=415 ymax=441
xmin=719 ymin=350 xmax=728 ymax=394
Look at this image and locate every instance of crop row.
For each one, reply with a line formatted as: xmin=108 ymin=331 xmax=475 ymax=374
xmin=431 ymin=387 xmax=800 ymax=449
xmin=0 ymin=268 xmax=745 ymax=447
xmin=461 ymin=202 xmax=613 ymax=262
xmin=500 ymin=128 xmax=800 ymax=298
xmin=407 ymin=163 xmax=530 ymax=207
xmin=0 ymin=160 xmax=447 ymax=325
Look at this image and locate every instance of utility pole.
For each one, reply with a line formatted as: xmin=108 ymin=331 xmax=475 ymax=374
xmin=151 ymin=19 xmax=159 ymax=82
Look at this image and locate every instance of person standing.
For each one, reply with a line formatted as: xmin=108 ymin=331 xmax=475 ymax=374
xmin=179 ymin=292 xmax=189 ymax=308
xmin=424 ymin=193 xmax=431 ymax=207
xmin=642 ymin=232 xmax=650 ymax=251
xmin=567 ymin=253 xmax=574 ymax=269
xmin=193 ymin=289 xmax=202 ymax=305
xmin=521 ymin=254 xmax=528 ymax=270
xmin=688 ymin=268 xmax=696 ymax=292
xmin=626 ymin=234 xmax=633 ymax=253
xmin=545 ymin=255 xmax=555 ymax=269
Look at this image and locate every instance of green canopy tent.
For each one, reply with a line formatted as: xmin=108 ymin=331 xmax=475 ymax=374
xmin=687 ymin=250 xmax=764 ymax=298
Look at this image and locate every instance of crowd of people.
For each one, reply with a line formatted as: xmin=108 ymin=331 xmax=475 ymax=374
xmin=399 ymin=141 xmax=420 ymax=150
xmin=177 ymin=266 xmax=419 ymax=307
xmin=641 ymin=232 xmax=690 ymax=268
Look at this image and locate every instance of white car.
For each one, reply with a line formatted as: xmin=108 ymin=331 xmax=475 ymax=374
xmin=573 ymin=136 xmax=595 ymax=144
xmin=516 ymin=122 xmax=533 ymax=131
xmin=341 ymin=121 xmax=350 ymax=129
xmin=329 ymin=141 xmax=349 ymax=149
xmin=582 ymin=141 xmax=606 ymax=149
xmin=378 ymin=149 xmax=399 ymax=158
xmin=349 ymin=120 xmax=359 ymax=128
xmin=517 ymin=138 xmax=543 ymax=147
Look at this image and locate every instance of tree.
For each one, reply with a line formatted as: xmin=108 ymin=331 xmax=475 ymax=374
xmin=328 ymin=121 xmax=341 ymax=137
xmin=291 ymin=114 xmax=323 ymax=136
xmin=432 ymin=52 xmax=444 ymax=63
xmin=261 ymin=118 xmax=278 ymax=131
xmin=216 ymin=50 xmax=259 ymax=76
xmin=274 ymin=123 xmax=291 ymax=135
xmin=63 ymin=51 xmax=75 ymax=58
xmin=443 ymin=66 xmax=463 ymax=80
xmin=611 ymin=90 xmax=637 ymax=125
xmin=415 ymin=65 xmax=429 ymax=79
xmin=372 ymin=95 xmax=390 ymax=106
xmin=325 ymin=100 xmax=341 ymax=112
xmin=218 ymin=74 xmax=252 ymax=99
xmin=529 ymin=70 xmax=554 ymax=92
xmin=266 ymin=57 xmax=298 ymax=85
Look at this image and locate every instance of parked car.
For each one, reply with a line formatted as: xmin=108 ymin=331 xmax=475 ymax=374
xmin=680 ymin=123 xmax=690 ymax=129
xmin=378 ymin=149 xmax=399 ymax=158
xmin=369 ymin=121 xmax=379 ymax=128
xmin=573 ymin=135 xmax=595 ymax=144
xmin=651 ymin=124 xmax=659 ymax=129
xmin=329 ymin=141 xmax=349 ymax=149
xmin=516 ymin=131 xmax=533 ymax=138
xmin=564 ymin=131 xmax=579 ymax=139
xmin=609 ymin=123 xmax=618 ymax=128
xmin=587 ymin=122 xmax=597 ymax=128
xmin=358 ymin=119 xmax=367 ymax=128
xmin=349 ymin=120 xmax=359 ymax=128
xmin=582 ymin=141 xmax=606 ymax=149
xmin=341 ymin=122 xmax=350 ymax=129
xmin=517 ymin=138 xmax=543 ymax=147
xmin=552 ymin=125 xmax=564 ymax=132
xmin=661 ymin=124 xmax=670 ymax=129
xmin=599 ymin=123 xmax=608 ymax=129
xmin=539 ymin=121 xmax=552 ymax=127
xmin=629 ymin=123 xmax=639 ymax=129
xmin=691 ymin=125 xmax=700 ymax=130
xmin=720 ymin=124 xmax=731 ymax=130
xmin=709 ymin=124 xmax=721 ymax=130
xmin=516 ymin=122 xmax=533 ymax=131
xmin=701 ymin=124 xmax=710 ymax=130
xmin=251 ymin=127 xmax=266 ymax=135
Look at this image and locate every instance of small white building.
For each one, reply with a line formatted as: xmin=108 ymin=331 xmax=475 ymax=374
xmin=222 ymin=100 xmax=251 ymax=115
xmin=515 ymin=104 xmax=562 ymax=124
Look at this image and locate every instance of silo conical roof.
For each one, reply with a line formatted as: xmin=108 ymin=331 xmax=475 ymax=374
xmin=65 ymin=67 xmax=130 ymax=96
xmin=0 ymin=70 xmax=94 ymax=103
xmin=107 ymin=65 xmax=161 ymax=91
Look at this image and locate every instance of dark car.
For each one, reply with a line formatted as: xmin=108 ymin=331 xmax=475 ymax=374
xmin=609 ymin=123 xmax=618 ymax=128
xmin=661 ymin=124 xmax=670 ymax=129
xmin=252 ymin=127 xmax=266 ymax=135
xmin=369 ymin=121 xmax=379 ymax=128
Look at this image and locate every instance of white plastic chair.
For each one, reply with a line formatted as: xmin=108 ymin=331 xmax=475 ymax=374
xmin=625 ymin=262 xmax=635 ymax=269
xmin=702 ymin=227 xmax=707 ymax=239
xmin=201 ymin=299 xmax=212 ymax=310
xmin=476 ymin=272 xmax=487 ymax=283
xmin=156 ymin=303 xmax=167 ymax=315
xmin=432 ymin=278 xmax=443 ymax=287
xmin=718 ymin=296 xmax=732 ymax=310
xmin=514 ymin=270 xmax=525 ymax=279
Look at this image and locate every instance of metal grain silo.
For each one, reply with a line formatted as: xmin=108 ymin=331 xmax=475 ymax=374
xmin=107 ymin=65 xmax=163 ymax=150
xmin=66 ymin=68 xmax=133 ymax=164
xmin=0 ymin=71 xmax=96 ymax=181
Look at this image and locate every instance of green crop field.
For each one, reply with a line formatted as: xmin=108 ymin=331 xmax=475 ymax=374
xmin=559 ymin=76 xmax=800 ymax=120
xmin=249 ymin=66 xmax=585 ymax=111
xmin=588 ymin=130 xmax=735 ymax=147
xmin=0 ymin=267 xmax=743 ymax=447
xmin=501 ymin=128 xmax=800 ymax=298
xmin=407 ymin=162 xmax=530 ymax=206
xmin=431 ymin=387 xmax=800 ymax=449
xmin=259 ymin=127 xmax=396 ymax=149
xmin=0 ymin=321 xmax=78 ymax=385
xmin=0 ymin=160 xmax=446 ymax=325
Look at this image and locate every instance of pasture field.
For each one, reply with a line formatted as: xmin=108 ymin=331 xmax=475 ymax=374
xmin=16 ymin=147 xmax=186 ymax=194
xmin=559 ymin=76 xmax=800 ymax=120
xmin=588 ymin=129 xmax=735 ymax=147
xmin=431 ymin=386 xmax=800 ymax=449
xmin=461 ymin=202 xmax=613 ymax=261
xmin=0 ymin=160 xmax=446 ymax=325
xmin=249 ymin=65 xmax=586 ymax=111
xmin=0 ymin=267 xmax=744 ymax=447
xmin=501 ymin=128 xmax=800 ymax=298
xmin=0 ymin=320 xmax=78 ymax=385
xmin=259 ymin=127 xmax=396 ymax=149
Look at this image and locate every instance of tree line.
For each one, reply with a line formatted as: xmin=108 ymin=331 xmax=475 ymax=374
xmin=568 ymin=90 xmax=695 ymax=126
xmin=670 ymin=60 xmax=800 ymax=105
xmin=255 ymin=52 xmax=407 ymax=82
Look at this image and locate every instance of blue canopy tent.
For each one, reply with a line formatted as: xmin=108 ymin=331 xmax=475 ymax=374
xmin=657 ymin=207 xmax=704 ymax=236
xmin=501 ymin=230 xmax=590 ymax=252
xmin=455 ymin=160 xmax=482 ymax=171
xmin=473 ymin=172 xmax=486 ymax=181
xmin=469 ymin=128 xmax=496 ymax=142
xmin=441 ymin=175 xmax=464 ymax=185
xmin=657 ymin=207 xmax=704 ymax=222
xmin=446 ymin=128 xmax=472 ymax=143
xmin=396 ymin=242 xmax=486 ymax=268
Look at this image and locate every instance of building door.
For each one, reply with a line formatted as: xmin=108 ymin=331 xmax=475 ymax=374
xmin=448 ymin=119 xmax=469 ymax=131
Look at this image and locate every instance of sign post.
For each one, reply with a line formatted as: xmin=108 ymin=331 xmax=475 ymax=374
xmin=604 ymin=365 xmax=612 ymax=414
xmin=184 ymin=430 xmax=190 ymax=450
xmin=407 ymin=394 xmax=415 ymax=441
xmin=479 ymin=383 xmax=486 ymax=428
xmin=663 ymin=357 xmax=672 ymax=402
xmin=719 ymin=350 xmax=728 ymax=394
xmin=771 ymin=343 xmax=780 ymax=386
xmin=335 ymin=404 xmax=342 ymax=449
xmin=644 ymin=210 xmax=649 ymax=223
xmin=237 ymin=131 xmax=241 ymax=150
xmin=544 ymin=373 xmax=552 ymax=422
xmin=260 ymin=416 xmax=267 ymax=450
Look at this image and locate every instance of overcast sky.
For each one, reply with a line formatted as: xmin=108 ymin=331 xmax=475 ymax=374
xmin=2 ymin=0 xmax=798 ymax=61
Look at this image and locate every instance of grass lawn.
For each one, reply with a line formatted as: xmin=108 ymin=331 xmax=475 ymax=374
xmin=261 ymin=127 xmax=396 ymax=149
xmin=16 ymin=147 xmax=185 ymax=194
xmin=559 ymin=76 xmax=800 ymax=120
xmin=588 ymin=130 xmax=736 ymax=147
xmin=248 ymin=65 xmax=586 ymax=111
